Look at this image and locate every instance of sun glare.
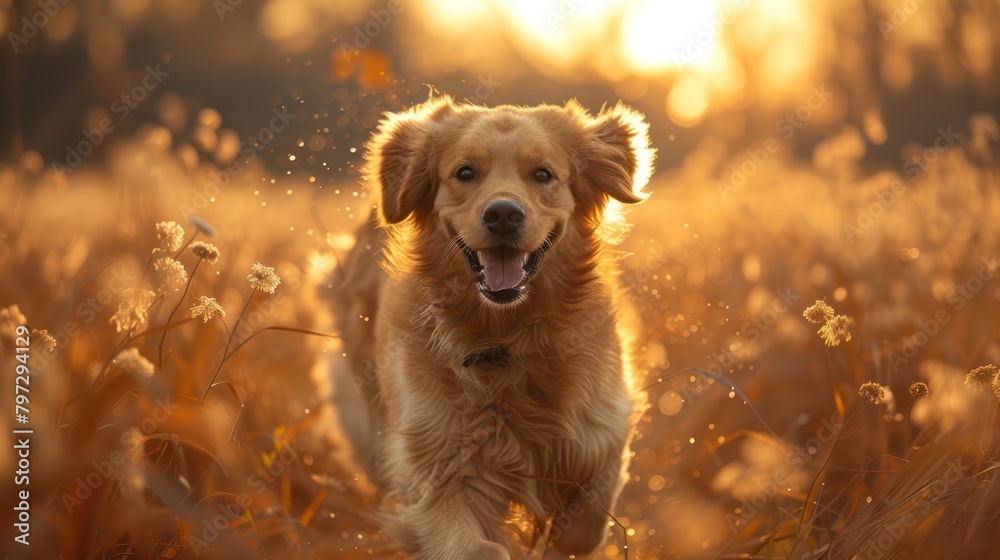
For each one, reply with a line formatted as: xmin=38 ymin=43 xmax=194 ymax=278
xmin=620 ymin=0 xmax=723 ymax=72
xmin=498 ymin=0 xmax=581 ymax=65
xmin=420 ymin=0 xmax=493 ymax=28
xmin=420 ymin=0 xmax=731 ymax=77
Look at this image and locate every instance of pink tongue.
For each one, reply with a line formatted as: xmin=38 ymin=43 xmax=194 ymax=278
xmin=479 ymin=248 xmax=528 ymax=292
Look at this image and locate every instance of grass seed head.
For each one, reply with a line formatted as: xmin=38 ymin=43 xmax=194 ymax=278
xmin=190 ymin=241 xmax=221 ymax=265
xmin=0 ymin=304 xmax=27 ymax=343
xmin=909 ymin=382 xmax=929 ymax=398
xmin=819 ymin=314 xmax=854 ymax=346
xmin=803 ymin=300 xmax=835 ymax=324
xmin=113 ymin=347 xmax=155 ymax=378
xmin=966 ymin=364 xmax=999 ymax=391
xmin=110 ymin=287 xmax=157 ymax=333
xmin=248 ymin=262 xmax=281 ymax=294
xmin=29 ymin=329 xmax=57 ymax=353
xmin=155 ymin=221 xmax=185 ymax=252
xmin=154 ymin=257 xmax=188 ymax=296
xmin=859 ymin=381 xmax=885 ymax=404
xmin=190 ymin=296 xmax=226 ymax=323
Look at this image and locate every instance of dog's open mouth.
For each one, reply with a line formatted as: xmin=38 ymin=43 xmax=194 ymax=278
xmin=457 ymin=236 xmax=553 ymax=304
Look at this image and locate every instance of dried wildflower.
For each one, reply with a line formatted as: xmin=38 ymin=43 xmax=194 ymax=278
xmin=248 ymin=262 xmax=281 ymax=294
xmin=190 ymin=241 xmax=220 ymax=265
xmin=110 ymin=288 xmax=157 ymax=332
xmin=113 ymin=347 xmax=155 ymax=378
xmin=0 ymin=304 xmax=27 ymax=325
xmin=190 ymin=296 xmax=226 ymax=323
xmin=188 ymin=215 xmax=218 ymax=238
xmin=909 ymin=382 xmax=929 ymax=398
xmin=965 ymin=364 xmax=999 ymax=391
xmin=153 ymin=257 xmax=188 ymax=295
xmin=29 ymin=329 xmax=57 ymax=353
xmin=803 ymin=300 xmax=835 ymax=324
xmin=155 ymin=221 xmax=185 ymax=252
xmin=993 ymin=375 xmax=1000 ymax=402
xmin=859 ymin=382 xmax=885 ymax=405
xmin=818 ymin=315 xmax=854 ymax=347
xmin=0 ymin=304 xmax=27 ymax=340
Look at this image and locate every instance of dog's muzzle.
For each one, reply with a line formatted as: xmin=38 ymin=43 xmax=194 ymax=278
xmin=457 ymin=235 xmax=554 ymax=305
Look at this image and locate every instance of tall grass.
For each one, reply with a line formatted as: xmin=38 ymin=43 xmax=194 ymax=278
xmin=1 ymin=116 xmax=999 ymax=558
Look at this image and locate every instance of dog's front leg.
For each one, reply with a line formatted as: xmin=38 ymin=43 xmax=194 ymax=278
xmin=548 ymin=455 xmax=629 ymax=558
xmin=397 ymin=485 xmax=510 ymax=560
xmin=384 ymin=414 xmax=513 ymax=560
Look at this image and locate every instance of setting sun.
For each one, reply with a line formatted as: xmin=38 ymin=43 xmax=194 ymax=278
xmin=620 ymin=0 xmax=724 ymax=71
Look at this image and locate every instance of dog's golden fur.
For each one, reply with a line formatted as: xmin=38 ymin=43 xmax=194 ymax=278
xmin=331 ymin=94 xmax=653 ymax=559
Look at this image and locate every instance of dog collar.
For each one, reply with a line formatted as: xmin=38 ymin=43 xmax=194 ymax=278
xmin=462 ymin=347 xmax=509 ymax=368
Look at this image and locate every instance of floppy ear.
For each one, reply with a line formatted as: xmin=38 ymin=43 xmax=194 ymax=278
xmin=574 ymin=102 xmax=654 ymax=213
xmin=365 ymin=96 xmax=454 ymax=224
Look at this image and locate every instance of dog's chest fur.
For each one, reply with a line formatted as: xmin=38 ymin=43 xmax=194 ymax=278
xmin=467 ymin=352 xmax=632 ymax=486
xmin=375 ymin=281 xmax=634 ymax=506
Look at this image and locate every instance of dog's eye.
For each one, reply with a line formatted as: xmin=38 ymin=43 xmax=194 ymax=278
xmin=533 ymin=169 xmax=552 ymax=184
xmin=455 ymin=166 xmax=476 ymax=181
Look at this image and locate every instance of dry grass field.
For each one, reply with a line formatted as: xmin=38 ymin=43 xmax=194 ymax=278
xmin=3 ymin=118 xmax=1000 ymax=558
xmin=2 ymin=0 xmax=1000 ymax=558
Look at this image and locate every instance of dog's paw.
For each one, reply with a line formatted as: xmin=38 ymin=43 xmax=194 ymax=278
xmin=465 ymin=539 xmax=510 ymax=560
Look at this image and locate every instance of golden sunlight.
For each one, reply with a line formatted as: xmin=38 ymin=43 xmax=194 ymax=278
xmin=619 ymin=0 xmax=723 ymax=72
xmin=6 ymin=0 xmax=1000 ymax=557
xmin=415 ymin=0 xmax=735 ymax=76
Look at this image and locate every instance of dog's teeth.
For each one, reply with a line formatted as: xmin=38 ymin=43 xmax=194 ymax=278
xmin=477 ymin=251 xmax=484 ymax=262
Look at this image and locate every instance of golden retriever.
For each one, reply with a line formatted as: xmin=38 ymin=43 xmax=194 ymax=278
xmin=330 ymin=94 xmax=653 ymax=559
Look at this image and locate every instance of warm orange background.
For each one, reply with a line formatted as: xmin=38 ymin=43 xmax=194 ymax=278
xmin=1 ymin=1 xmax=999 ymax=558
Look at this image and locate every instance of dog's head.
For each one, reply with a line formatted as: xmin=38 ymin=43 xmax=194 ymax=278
xmin=365 ymin=95 xmax=653 ymax=306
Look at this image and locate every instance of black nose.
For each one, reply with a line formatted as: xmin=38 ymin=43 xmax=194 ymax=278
xmin=482 ymin=200 xmax=526 ymax=237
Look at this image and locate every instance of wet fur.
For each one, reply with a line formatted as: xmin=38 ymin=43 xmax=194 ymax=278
xmin=331 ymin=95 xmax=654 ymax=559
